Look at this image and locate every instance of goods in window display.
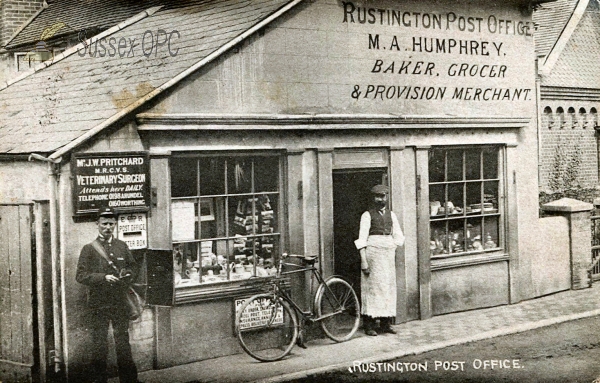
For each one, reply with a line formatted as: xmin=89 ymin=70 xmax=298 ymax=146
xmin=430 ymin=201 xmax=441 ymax=216
xmin=186 ymin=267 xmax=200 ymax=283
xmin=484 ymin=233 xmax=497 ymax=249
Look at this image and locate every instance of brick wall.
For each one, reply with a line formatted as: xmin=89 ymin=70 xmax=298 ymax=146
xmin=0 ymin=0 xmax=44 ymax=46
xmin=539 ymin=100 xmax=600 ymax=194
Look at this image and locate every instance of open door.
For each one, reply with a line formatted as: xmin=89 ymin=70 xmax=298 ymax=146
xmin=332 ymin=170 xmax=387 ymax=303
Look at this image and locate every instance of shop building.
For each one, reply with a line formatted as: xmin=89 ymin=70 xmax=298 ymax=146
xmin=0 ymin=0 xmax=557 ymax=381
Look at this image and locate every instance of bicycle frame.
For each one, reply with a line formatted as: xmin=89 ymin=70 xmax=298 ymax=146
xmin=273 ymin=258 xmax=348 ymax=323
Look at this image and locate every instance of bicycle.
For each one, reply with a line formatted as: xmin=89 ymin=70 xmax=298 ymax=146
xmin=235 ymin=253 xmax=360 ymax=362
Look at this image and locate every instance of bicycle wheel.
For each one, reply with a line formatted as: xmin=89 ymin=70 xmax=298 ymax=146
xmin=315 ymin=277 xmax=360 ymax=342
xmin=236 ymin=293 xmax=298 ymax=362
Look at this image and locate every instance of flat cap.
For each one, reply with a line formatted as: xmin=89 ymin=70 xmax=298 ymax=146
xmin=370 ymin=184 xmax=389 ymax=195
xmin=97 ymin=207 xmax=116 ymax=220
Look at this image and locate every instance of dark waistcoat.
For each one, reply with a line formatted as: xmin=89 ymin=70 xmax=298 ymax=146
xmin=368 ymin=208 xmax=393 ymax=235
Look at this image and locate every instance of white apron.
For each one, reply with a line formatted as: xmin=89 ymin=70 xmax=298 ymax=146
xmin=361 ymin=235 xmax=397 ymax=317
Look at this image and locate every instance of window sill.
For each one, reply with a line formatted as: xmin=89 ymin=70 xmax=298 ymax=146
xmin=431 ymin=251 xmax=509 ymax=271
xmin=174 ymin=276 xmax=285 ymax=304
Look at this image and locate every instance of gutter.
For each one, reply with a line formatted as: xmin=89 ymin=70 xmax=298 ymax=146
xmin=47 ymin=0 xmax=304 ymax=161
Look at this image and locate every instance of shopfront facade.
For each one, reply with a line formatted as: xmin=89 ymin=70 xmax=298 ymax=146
xmin=0 ymin=0 xmax=544 ymax=380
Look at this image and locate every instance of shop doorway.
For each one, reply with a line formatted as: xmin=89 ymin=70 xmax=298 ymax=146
xmin=332 ymin=170 xmax=387 ymax=302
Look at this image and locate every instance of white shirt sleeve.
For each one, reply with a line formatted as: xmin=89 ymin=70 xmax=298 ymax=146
xmin=354 ymin=211 xmax=371 ymax=250
xmin=391 ymin=211 xmax=405 ymax=247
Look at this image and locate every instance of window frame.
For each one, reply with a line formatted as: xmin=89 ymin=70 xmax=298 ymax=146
xmin=169 ymin=151 xmax=286 ymax=303
xmin=427 ymin=145 xmax=506 ymax=265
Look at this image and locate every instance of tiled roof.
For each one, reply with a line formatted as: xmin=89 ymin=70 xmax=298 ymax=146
xmin=541 ymin=7 xmax=600 ymax=88
xmin=0 ymin=0 xmax=297 ymax=154
xmin=5 ymin=0 xmax=160 ymax=49
xmin=533 ymin=0 xmax=579 ymax=58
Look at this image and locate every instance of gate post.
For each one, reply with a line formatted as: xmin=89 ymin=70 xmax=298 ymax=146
xmin=541 ymin=198 xmax=593 ymax=289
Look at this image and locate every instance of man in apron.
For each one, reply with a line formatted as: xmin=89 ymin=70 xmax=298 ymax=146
xmin=354 ymin=184 xmax=405 ymax=336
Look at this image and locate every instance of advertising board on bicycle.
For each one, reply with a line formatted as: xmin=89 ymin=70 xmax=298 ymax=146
xmin=235 ymin=297 xmax=283 ymax=330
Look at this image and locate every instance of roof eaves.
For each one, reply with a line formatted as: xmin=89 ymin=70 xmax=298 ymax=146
xmin=0 ymin=6 xmax=163 ymax=92
xmin=2 ymin=2 xmax=48 ymax=48
xmin=47 ymin=0 xmax=304 ymax=160
xmin=540 ymin=0 xmax=589 ymax=76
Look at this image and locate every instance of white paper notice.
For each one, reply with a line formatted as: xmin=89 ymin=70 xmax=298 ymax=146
xmin=171 ymin=201 xmax=196 ymax=241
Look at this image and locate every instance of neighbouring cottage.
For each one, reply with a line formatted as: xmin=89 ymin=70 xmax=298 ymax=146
xmin=534 ymin=0 xmax=600 ymax=197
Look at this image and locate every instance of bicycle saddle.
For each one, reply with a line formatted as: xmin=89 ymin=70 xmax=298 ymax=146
xmin=301 ymin=255 xmax=318 ymax=264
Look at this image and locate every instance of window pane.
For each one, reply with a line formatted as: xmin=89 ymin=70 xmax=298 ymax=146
xmin=202 ymin=240 xmax=229 ymax=283
xmin=174 ymin=242 xmax=200 ymax=287
xmin=199 ymin=197 xmax=218 ymax=239
xmin=483 ymin=216 xmax=500 ymax=250
xmin=483 ymin=148 xmax=498 ymax=179
xmin=465 ymin=150 xmax=481 ymax=180
xmin=430 ymin=221 xmax=447 ymax=256
xmin=447 ymin=183 xmax=464 ymax=214
xmin=466 ymin=182 xmax=482 ymax=212
xmin=483 ymin=181 xmax=499 ymax=212
xmin=448 ymin=220 xmax=465 ymax=254
xmin=227 ymin=158 xmax=252 ymax=194
xmin=466 ymin=218 xmax=483 ymax=251
xmin=429 ymin=149 xmax=445 ymax=183
xmin=447 ymin=150 xmax=463 ymax=181
xmin=429 ymin=184 xmax=444 ymax=217
xmin=171 ymin=158 xmax=197 ymax=197
xmin=230 ymin=196 xmax=259 ymax=236
xmin=255 ymin=156 xmax=279 ymax=192
xmin=199 ymin=158 xmax=225 ymax=196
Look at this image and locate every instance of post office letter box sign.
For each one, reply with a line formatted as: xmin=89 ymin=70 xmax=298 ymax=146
xmin=117 ymin=213 xmax=147 ymax=250
xmin=72 ymin=152 xmax=150 ymax=216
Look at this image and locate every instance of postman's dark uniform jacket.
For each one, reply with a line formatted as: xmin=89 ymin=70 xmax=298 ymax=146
xmin=76 ymin=236 xmax=137 ymax=309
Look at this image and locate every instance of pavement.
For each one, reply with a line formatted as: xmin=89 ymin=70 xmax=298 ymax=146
xmin=133 ymin=283 xmax=600 ymax=383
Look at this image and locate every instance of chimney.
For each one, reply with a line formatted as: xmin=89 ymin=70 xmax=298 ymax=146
xmin=0 ymin=0 xmax=45 ymax=47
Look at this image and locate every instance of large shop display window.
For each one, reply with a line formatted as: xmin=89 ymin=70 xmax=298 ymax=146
xmin=170 ymin=155 xmax=281 ymax=287
xmin=429 ymin=147 xmax=503 ymax=258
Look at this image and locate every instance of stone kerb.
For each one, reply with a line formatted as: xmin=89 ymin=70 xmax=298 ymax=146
xmin=542 ymin=198 xmax=593 ymax=289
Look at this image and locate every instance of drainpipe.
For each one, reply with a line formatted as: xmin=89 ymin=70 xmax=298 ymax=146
xmin=535 ymin=58 xmax=543 ymax=188
xmin=29 ymin=153 xmax=64 ymax=374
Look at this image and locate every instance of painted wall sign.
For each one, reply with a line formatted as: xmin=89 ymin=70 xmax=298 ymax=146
xmin=340 ymin=1 xmax=534 ymax=105
xmin=72 ymin=152 xmax=150 ymax=216
xmin=154 ymin=0 xmax=537 ymax=118
xmin=117 ymin=213 xmax=148 ymax=250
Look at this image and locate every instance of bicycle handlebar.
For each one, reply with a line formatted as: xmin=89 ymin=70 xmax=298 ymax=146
xmin=282 ymin=253 xmax=318 ymax=261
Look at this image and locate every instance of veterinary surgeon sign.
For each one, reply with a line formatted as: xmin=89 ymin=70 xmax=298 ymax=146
xmin=72 ymin=152 xmax=150 ymax=216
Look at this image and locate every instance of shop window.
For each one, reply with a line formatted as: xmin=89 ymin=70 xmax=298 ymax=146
xmin=170 ymin=155 xmax=281 ymax=287
xmin=429 ymin=147 xmax=503 ymax=258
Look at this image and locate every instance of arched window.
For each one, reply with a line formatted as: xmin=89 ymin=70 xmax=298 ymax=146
xmin=543 ymin=106 xmax=553 ymax=129
xmin=567 ymin=107 xmax=576 ymax=128
xmin=590 ymin=107 xmax=598 ymax=128
xmin=578 ymin=107 xmax=587 ymax=128
xmin=556 ymin=107 xmax=565 ymax=128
